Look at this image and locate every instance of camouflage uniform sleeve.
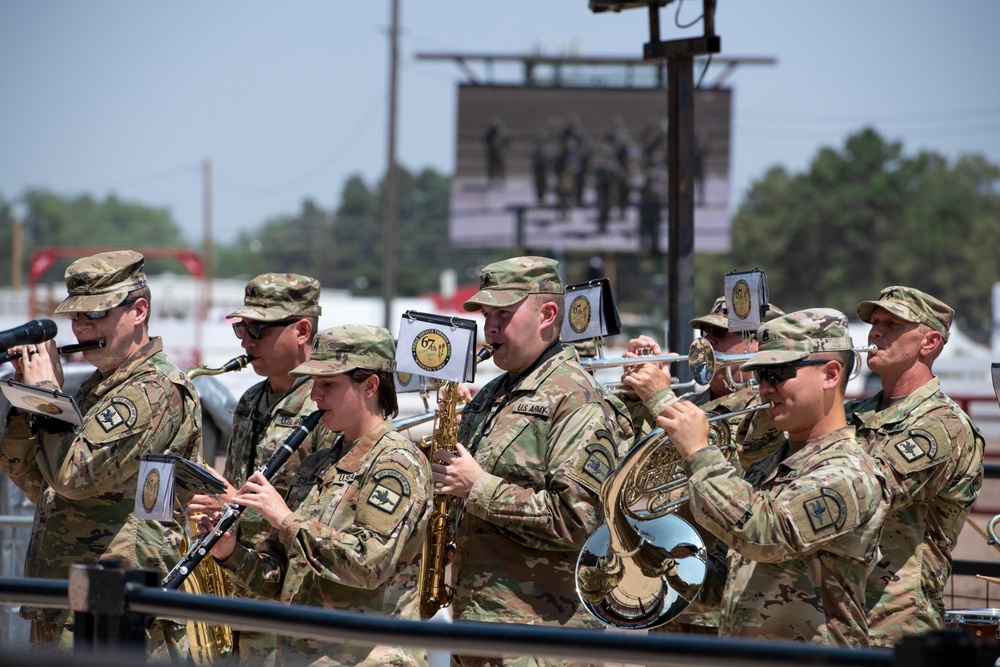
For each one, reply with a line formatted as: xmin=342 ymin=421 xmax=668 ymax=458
xmin=0 ymin=412 xmax=45 ymax=502
xmin=683 ymin=448 xmax=882 ymax=563
xmin=219 ymin=534 xmax=288 ymax=600
xmin=874 ymin=413 xmax=980 ymax=510
xmin=464 ymin=402 xmax=617 ymax=551
xmin=644 ymin=387 xmax=680 ymax=416
xmin=34 ymin=376 xmax=188 ymax=500
xmin=276 ymin=447 xmax=429 ymax=590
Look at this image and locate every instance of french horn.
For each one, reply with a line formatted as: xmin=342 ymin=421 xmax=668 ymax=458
xmin=576 ymin=402 xmax=771 ymax=629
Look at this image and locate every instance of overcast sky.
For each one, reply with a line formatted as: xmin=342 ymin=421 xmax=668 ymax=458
xmin=2 ymin=0 xmax=998 ymax=245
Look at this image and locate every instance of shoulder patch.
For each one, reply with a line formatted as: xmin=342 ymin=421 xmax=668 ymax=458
xmin=570 ymin=428 xmax=617 ymax=490
xmin=96 ymin=397 xmax=139 ymax=433
xmin=512 ymin=402 xmax=553 ymax=419
xmin=801 ymin=487 xmax=847 ymax=533
xmin=356 ymin=464 xmax=419 ymax=537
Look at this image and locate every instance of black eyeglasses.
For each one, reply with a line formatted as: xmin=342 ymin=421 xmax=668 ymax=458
xmin=233 ymin=319 xmax=297 ymax=341
xmin=700 ymin=325 xmax=729 ymax=339
xmin=753 ymin=359 xmax=834 ymax=386
xmin=68 ymin=298 xmax=140 ymax=322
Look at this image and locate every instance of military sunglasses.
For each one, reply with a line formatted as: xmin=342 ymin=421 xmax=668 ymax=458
xmin=233 ymin=318 xmax=298 ymax=341
xmin=67 ymin=298 xmax=140 ymax=322
xmin=752 ymin=359 xmax=835 ymax=386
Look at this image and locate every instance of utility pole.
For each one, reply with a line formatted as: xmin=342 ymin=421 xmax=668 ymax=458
xmin=644 ymin=0 xmax=719 ymax=381
xmin=381 ymin=0 xmax=400 ymax=329
xmin=202 ymin=158 xmax=213 ymax=314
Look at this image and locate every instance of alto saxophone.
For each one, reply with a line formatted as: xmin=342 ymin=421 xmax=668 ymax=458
xmin=179 ymin=354 xmax=252 ymax=664
xmin=417 ymin=346 xmax=493 ymax=619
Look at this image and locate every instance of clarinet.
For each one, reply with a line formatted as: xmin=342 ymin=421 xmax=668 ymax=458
xmin=163 ymin=409 xmax=325 ymax=589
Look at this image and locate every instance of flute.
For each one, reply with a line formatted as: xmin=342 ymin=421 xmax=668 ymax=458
xmin=0 ymin=339 xmax=106 ymax=364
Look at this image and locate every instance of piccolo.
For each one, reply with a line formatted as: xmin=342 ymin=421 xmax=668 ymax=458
xmin=0 ymin=339 xmax=106 ymax=364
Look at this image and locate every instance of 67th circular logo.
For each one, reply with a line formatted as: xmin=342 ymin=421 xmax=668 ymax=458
xmin=569 ymin=295 xmax=592 ymax=334
xmin=412 ymin=329 xmax=451 ymax=372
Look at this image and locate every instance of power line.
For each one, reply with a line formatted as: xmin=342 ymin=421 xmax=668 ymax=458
xmin=214 ymin=94 xmax=385 ymax=197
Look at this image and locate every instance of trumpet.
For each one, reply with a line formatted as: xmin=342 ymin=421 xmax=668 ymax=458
xmin=687 ymin=338 xmax=879 ymax=386
xmin=0 ymin=339 xmax=106 ymax=364
xmin=603 ymin=379 xmax=696 ymax=395
xmin=576 ymin=402 xmax=772 ymax=630
xmin=581 ymin=353 xmax=689 ymax=371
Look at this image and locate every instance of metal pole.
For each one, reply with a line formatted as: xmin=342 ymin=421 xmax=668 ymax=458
xmin=666 ymin=55 xmax=696 ymax=379
xmin=381 ymin=0 xmax=400 ymax=329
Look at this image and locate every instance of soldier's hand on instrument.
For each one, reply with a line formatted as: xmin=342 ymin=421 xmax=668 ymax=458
xmin=233 ymin=471 xmax=293 ymax=529
xmin=190 ymin=492 xmax=225 ymax=515
xmin=13 ymin=341 xmax=63 ymax=389
xmin=626 ymin=335 xmax=662 ymax=359
xmin=621 ymin=363 xmax=673 ymax=402
xmin=208 ymin=524 xmax=237 ymax=562
xmin=431 ymin=442 xmax=482 ymax=499
xmin=656 ymin=400 xmax=710 ymax=458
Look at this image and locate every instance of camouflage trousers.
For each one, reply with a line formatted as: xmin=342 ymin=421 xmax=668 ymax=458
xmin=30 ymin=617 xmax=189 ymax=664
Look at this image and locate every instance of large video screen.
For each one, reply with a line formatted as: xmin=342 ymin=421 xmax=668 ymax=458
xmin=450 ymin=84 xmax=731 ymax=254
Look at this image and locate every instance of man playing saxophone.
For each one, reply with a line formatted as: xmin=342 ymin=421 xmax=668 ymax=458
xmin=432 ymin=256 xmax=633 ymax=667
xmin=189 ymin=272 xmax=332 ymax=665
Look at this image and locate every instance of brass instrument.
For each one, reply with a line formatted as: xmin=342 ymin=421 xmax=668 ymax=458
xmin=417 ymin=345 xmax=494 ymax=619
xmin=576 ymin=402 xmax=772 ymax=629
xmin=989 ymin=515 xmax=1000 ymax=547
xmin=178 ymin=355 xmax=252 ymax=664
xmin=580 ymin=352 xmax=690 ymax=371
xmin=688 ymin=338 xmax=878 ymax=387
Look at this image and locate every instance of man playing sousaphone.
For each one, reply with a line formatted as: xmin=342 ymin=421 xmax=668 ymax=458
xmin=189 ymin=272 xmax=332 ymax=665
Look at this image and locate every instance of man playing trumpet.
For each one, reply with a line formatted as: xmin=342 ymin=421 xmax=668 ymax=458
xmin=657 ymin=309 xmax=890 ymax=646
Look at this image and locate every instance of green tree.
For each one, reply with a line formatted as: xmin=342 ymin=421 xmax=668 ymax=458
xmin=727 ymin=128 xmax=1000 ymax=340
xmin=0 ymin=189 xmax=190 ymax=286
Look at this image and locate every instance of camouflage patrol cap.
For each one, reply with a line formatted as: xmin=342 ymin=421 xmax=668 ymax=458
xmin=54 ymin=250 xmax=148 ymax=314
xmin=741 ymin=308 xmax=853 ymax=369
xmin=689 ymin=296 xmax=786 ymax=331
xmin=463 ymin=256 xmax=564 ymax=312
xmin=857 ymin=285 xmax=953 ymax=342
xmin=290 ymin=324 xmax=396 ymax=377
xmin=227 ymin=273 xmax=322 ymax=322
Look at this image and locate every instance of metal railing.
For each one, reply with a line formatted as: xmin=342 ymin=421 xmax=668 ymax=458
xmin=0 ymin=565 xmax=897 ymax=667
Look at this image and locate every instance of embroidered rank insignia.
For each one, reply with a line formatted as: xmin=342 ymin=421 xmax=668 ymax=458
xmin=895 ymin=438 xmax=926 ymax=463
xmin=367 ymin=484 xmax=402 ymax=514
xmin=802 ymin=487 xmax=847 ymax=533
xmin=583 ymin=444 xmax=613 ymax=483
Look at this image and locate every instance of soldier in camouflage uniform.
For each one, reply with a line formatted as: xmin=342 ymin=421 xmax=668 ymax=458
xmin=846 ymin=286 xmax=984 ymax=646
xmin=618 ymin=297 xmax=784 ymax=634
xmin=212 ymin=325 xmax=430 ymax=667
xmin=621 ymin=296 xmax=785 ymax=467
xmin=432 ymin=256 xmax=634 ymax=667
xmin=189 ymin=272 xmax=332 ymax=665
xmin=0 ymin=250 xmax=201 ymax=661
xmin=657 ymin=309 xmax=890 ymax=646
